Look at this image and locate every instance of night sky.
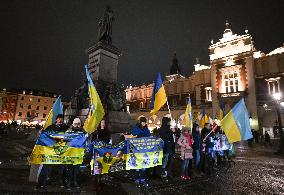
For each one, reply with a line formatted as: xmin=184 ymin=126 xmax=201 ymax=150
xmin=1 ymin=0 xmax=284 ymax=99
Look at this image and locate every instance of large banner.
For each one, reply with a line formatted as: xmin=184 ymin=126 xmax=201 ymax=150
xmin=214 ymin=134 xmax=230 ymax=151
xmin=30 ymin=131 xmax=87 ymax=165
xmin=92 ymin=137 xmax=164 ymax=174
xmin=126 ymin=137 xmax=164 ymax=170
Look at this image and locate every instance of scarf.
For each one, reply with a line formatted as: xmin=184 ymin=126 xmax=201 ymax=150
xmin=185 ymin=132 xmax=192 ymax=146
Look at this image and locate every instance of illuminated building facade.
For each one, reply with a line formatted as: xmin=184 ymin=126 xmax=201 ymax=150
xmin=125 ymin=22 xmax=284 ymax=136
xmin=0 ymin=88 xmax=58 ymax=125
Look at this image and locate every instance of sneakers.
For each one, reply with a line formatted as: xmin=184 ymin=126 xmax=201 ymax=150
xmin=34 ymin=184 xmax=44 ymax=191
xmin=181 ymin=175 xmax=190 ymax=180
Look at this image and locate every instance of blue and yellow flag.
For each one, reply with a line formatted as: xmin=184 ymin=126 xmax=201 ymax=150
xmin=221 ymin=98 xmax=253 ymax=143
xmin=83 ymin=65 xmax=105 ymax=134
xmin=30 ymin=131 xmax=87 ymax=164
xmin=185 ymin=95 xmax=193 ymax=129
xmin=43 ymin=96 xmax=63 ymax=129
xmin=198 ymin=109 xmax=208 ymax=128
xmin=217 ymin=95 xmax=226 ymax=121
xmin=150 ymin=73 xmax=167 ymax=115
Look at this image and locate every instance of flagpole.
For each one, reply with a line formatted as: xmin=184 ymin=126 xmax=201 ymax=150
xmin=166 ymin=97 xmax=173 ymax=121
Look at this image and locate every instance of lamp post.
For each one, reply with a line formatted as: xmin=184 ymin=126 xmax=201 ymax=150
xmin=272 ymin=93 xmax=284 ymax=155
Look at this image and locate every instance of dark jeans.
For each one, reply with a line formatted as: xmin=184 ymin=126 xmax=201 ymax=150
xmin=181 ymin=159 xmax=190 ymax=177
xmin=67 ymin=165 xmax=80 ymax=185
xmin=162 ymin=152 xmax=173 ymax=177
xmin=37 ymin=165 xmax=50 ymax=186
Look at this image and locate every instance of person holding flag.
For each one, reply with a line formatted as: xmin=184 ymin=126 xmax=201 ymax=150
xmin=33 ymin=97 xmax=68 ymax=190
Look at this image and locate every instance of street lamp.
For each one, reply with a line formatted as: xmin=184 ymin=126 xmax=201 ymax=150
xmin=272 ymin=92 xmax=284 ymax=155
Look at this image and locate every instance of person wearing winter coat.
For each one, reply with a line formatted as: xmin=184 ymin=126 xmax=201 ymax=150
xmin=192 ymin=123 xmax=201 ymax=172
xmin=158 ymin=117 xmax=175 ymax=179
xmin=177 ymin=127 xmax=194 ymax=180
xmin=131 ymin=116 xmax=150 ymax=187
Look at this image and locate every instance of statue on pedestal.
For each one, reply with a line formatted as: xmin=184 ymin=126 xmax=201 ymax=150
xmin=97 ymin=5 xmax=114 ymax=44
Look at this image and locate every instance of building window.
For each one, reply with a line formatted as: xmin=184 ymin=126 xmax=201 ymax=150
xmin=28 ymin=105 xmax=32 ymax=109
xmin=36 ymin=106 xmax=40 ymax=110
xmin=18 ymin=112 xmax=22 ymax=116
xmin=21 ymin=96 xmax=24 ymax=100
xmin=44 ymin=106 xmax=47 ymax=110
xmin=266 ymin=77 xmax=280 ymax=95
xmin=205 ymin=87 xmax=212 ymax=101
xmin=172 ymin=97 xmax=177 ymax=106
xmin=140 ymin=102 xmax=144 ymax=109
xmin=20 ymin=103 xmax=23 ymax=108
xmin=27 ymin=112 xmax=31 ymax=117
xmin=38 ymin=99 xmax=41 ymax=102
xmin=43 ymin=113 xmax=46 ymax=118
xmin=35 ymin=113 xmax=39 ymax=117
xmin=29 ymin=98 xmax=33 ymax=102
xmin=224 ymin=72 xmax=239 ymax=93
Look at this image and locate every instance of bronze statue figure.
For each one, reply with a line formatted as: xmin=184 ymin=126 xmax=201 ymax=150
xmin=97 ymin=5 xmax=114 ymax=44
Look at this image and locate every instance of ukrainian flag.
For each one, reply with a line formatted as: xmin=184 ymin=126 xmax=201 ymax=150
xmin=43 ymin=96 xmax=63 ymax=129
xmin=198 ymin=109 xmax=208 ymax=128
xmin=184 ymin=95 xmax=193 ymax=129
xmin=30 ymin=131 xmax=87 ymax=164
xmin=83 ymin=65 xmax=105 ymax=134
xmin=221 ymin=98 xmax=253 ymax=143
xmin=150 ymin=73 xmax=167 ymax=115
xmin=217 ymin=95 xmax=226 ymax=121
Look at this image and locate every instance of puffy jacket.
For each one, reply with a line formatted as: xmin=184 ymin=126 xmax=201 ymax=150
xmin=131 ymin=124 xmax=151 ymax=138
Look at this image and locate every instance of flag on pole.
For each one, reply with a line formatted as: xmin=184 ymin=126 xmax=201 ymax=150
xmin=217 ymin=95 xmax=226 ymax=121
xmin=184 ymin=95 xmax=193 ymax=129
xmin=198 ymin=109 xmax=208 ymax=128
xmin=221 ymin=98 xmax=253 ymax=143
xmin=150 ymin=73 xmax=167 ymax=115
xmin=83 ymin=65 xmax=105 ymax=134
xmin=43 ymin=96 xmax=63 ymax=129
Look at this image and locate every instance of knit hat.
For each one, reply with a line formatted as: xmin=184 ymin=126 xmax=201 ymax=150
xmin=139 ymin=116 xmax=147 ymax=123
xmin=72 ymin=118 xmax=81 ymax=126
xmin=56 ymin=114 xmax=64 ymax=119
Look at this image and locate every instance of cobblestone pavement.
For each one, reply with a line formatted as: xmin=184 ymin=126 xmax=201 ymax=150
xmin=0 ymin=134 xmax=283 ymax=195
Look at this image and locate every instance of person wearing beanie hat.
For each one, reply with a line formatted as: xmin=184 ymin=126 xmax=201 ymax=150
xmin=65 ymin=117 xmax=85 ymax=189
xmin=35 ymin=113 xmax=68 ymax=190
xmin=131 ymin=116 xmax=150 ymax=138
xmin=131 ymin=116 xmax=151 ymax=187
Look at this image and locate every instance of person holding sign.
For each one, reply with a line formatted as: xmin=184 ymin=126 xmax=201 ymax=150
xmin=131 ymin=116 xmax=150 ymax=187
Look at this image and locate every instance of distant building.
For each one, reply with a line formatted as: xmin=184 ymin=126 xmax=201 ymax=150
xmin=125 ymin=22 xmax=284 ymax=137
xmin=0 ymin=88 xmax=59 ymax=125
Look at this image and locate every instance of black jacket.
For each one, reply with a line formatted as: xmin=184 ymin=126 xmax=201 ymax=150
xmin=158 ymin=125 xmax=175 ymax=154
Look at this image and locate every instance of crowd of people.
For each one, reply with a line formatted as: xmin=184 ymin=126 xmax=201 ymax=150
xmin=33 ymin=114 xmax=236 ymax=191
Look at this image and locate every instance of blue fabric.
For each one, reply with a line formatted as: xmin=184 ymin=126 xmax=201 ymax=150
xmin=231 ymin=99 xmax=253 ymax=140
xmin=194 ymin=149 xmax=200 ymax=167
xmin=217 ymin=95 xmax=226 ymax=115
xmin=182 ymin=159 xmax=190 ymax=176
xmin=150 ymin=72 xmax=163 ymax=110
xmin=131 ymin=124 xmax=151 ymax=138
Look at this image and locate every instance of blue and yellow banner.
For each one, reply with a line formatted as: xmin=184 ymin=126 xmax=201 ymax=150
xmin=30 ymin=131 xmax=87 ymax=165
xmin=91 ymin=141 xmax=127 ymax=174
xmin=126 ymin=137 xmax=164 ymax=170
xmin=91 ymin=137 xmax=164 ymax=174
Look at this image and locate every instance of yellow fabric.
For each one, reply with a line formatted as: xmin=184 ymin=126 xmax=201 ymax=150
xmin=201 ymin=114 xmax=208 ymax=128
xmin=30 ymin=145 xmax=84 ymax=165
xmin=185 ymin=103 xmax=192 ymax=129
xmin=126 ymin=151 xmax=163 ymax=170
xmin=43 ymin=110 xmax=53 ymax=130
xmin=221 ymin=110 xmax=241 ymax=143
xmin=150 ymin=86 xmax=167 ymax=115
xmin=83 ymin=84 xmax=105 ymax=134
